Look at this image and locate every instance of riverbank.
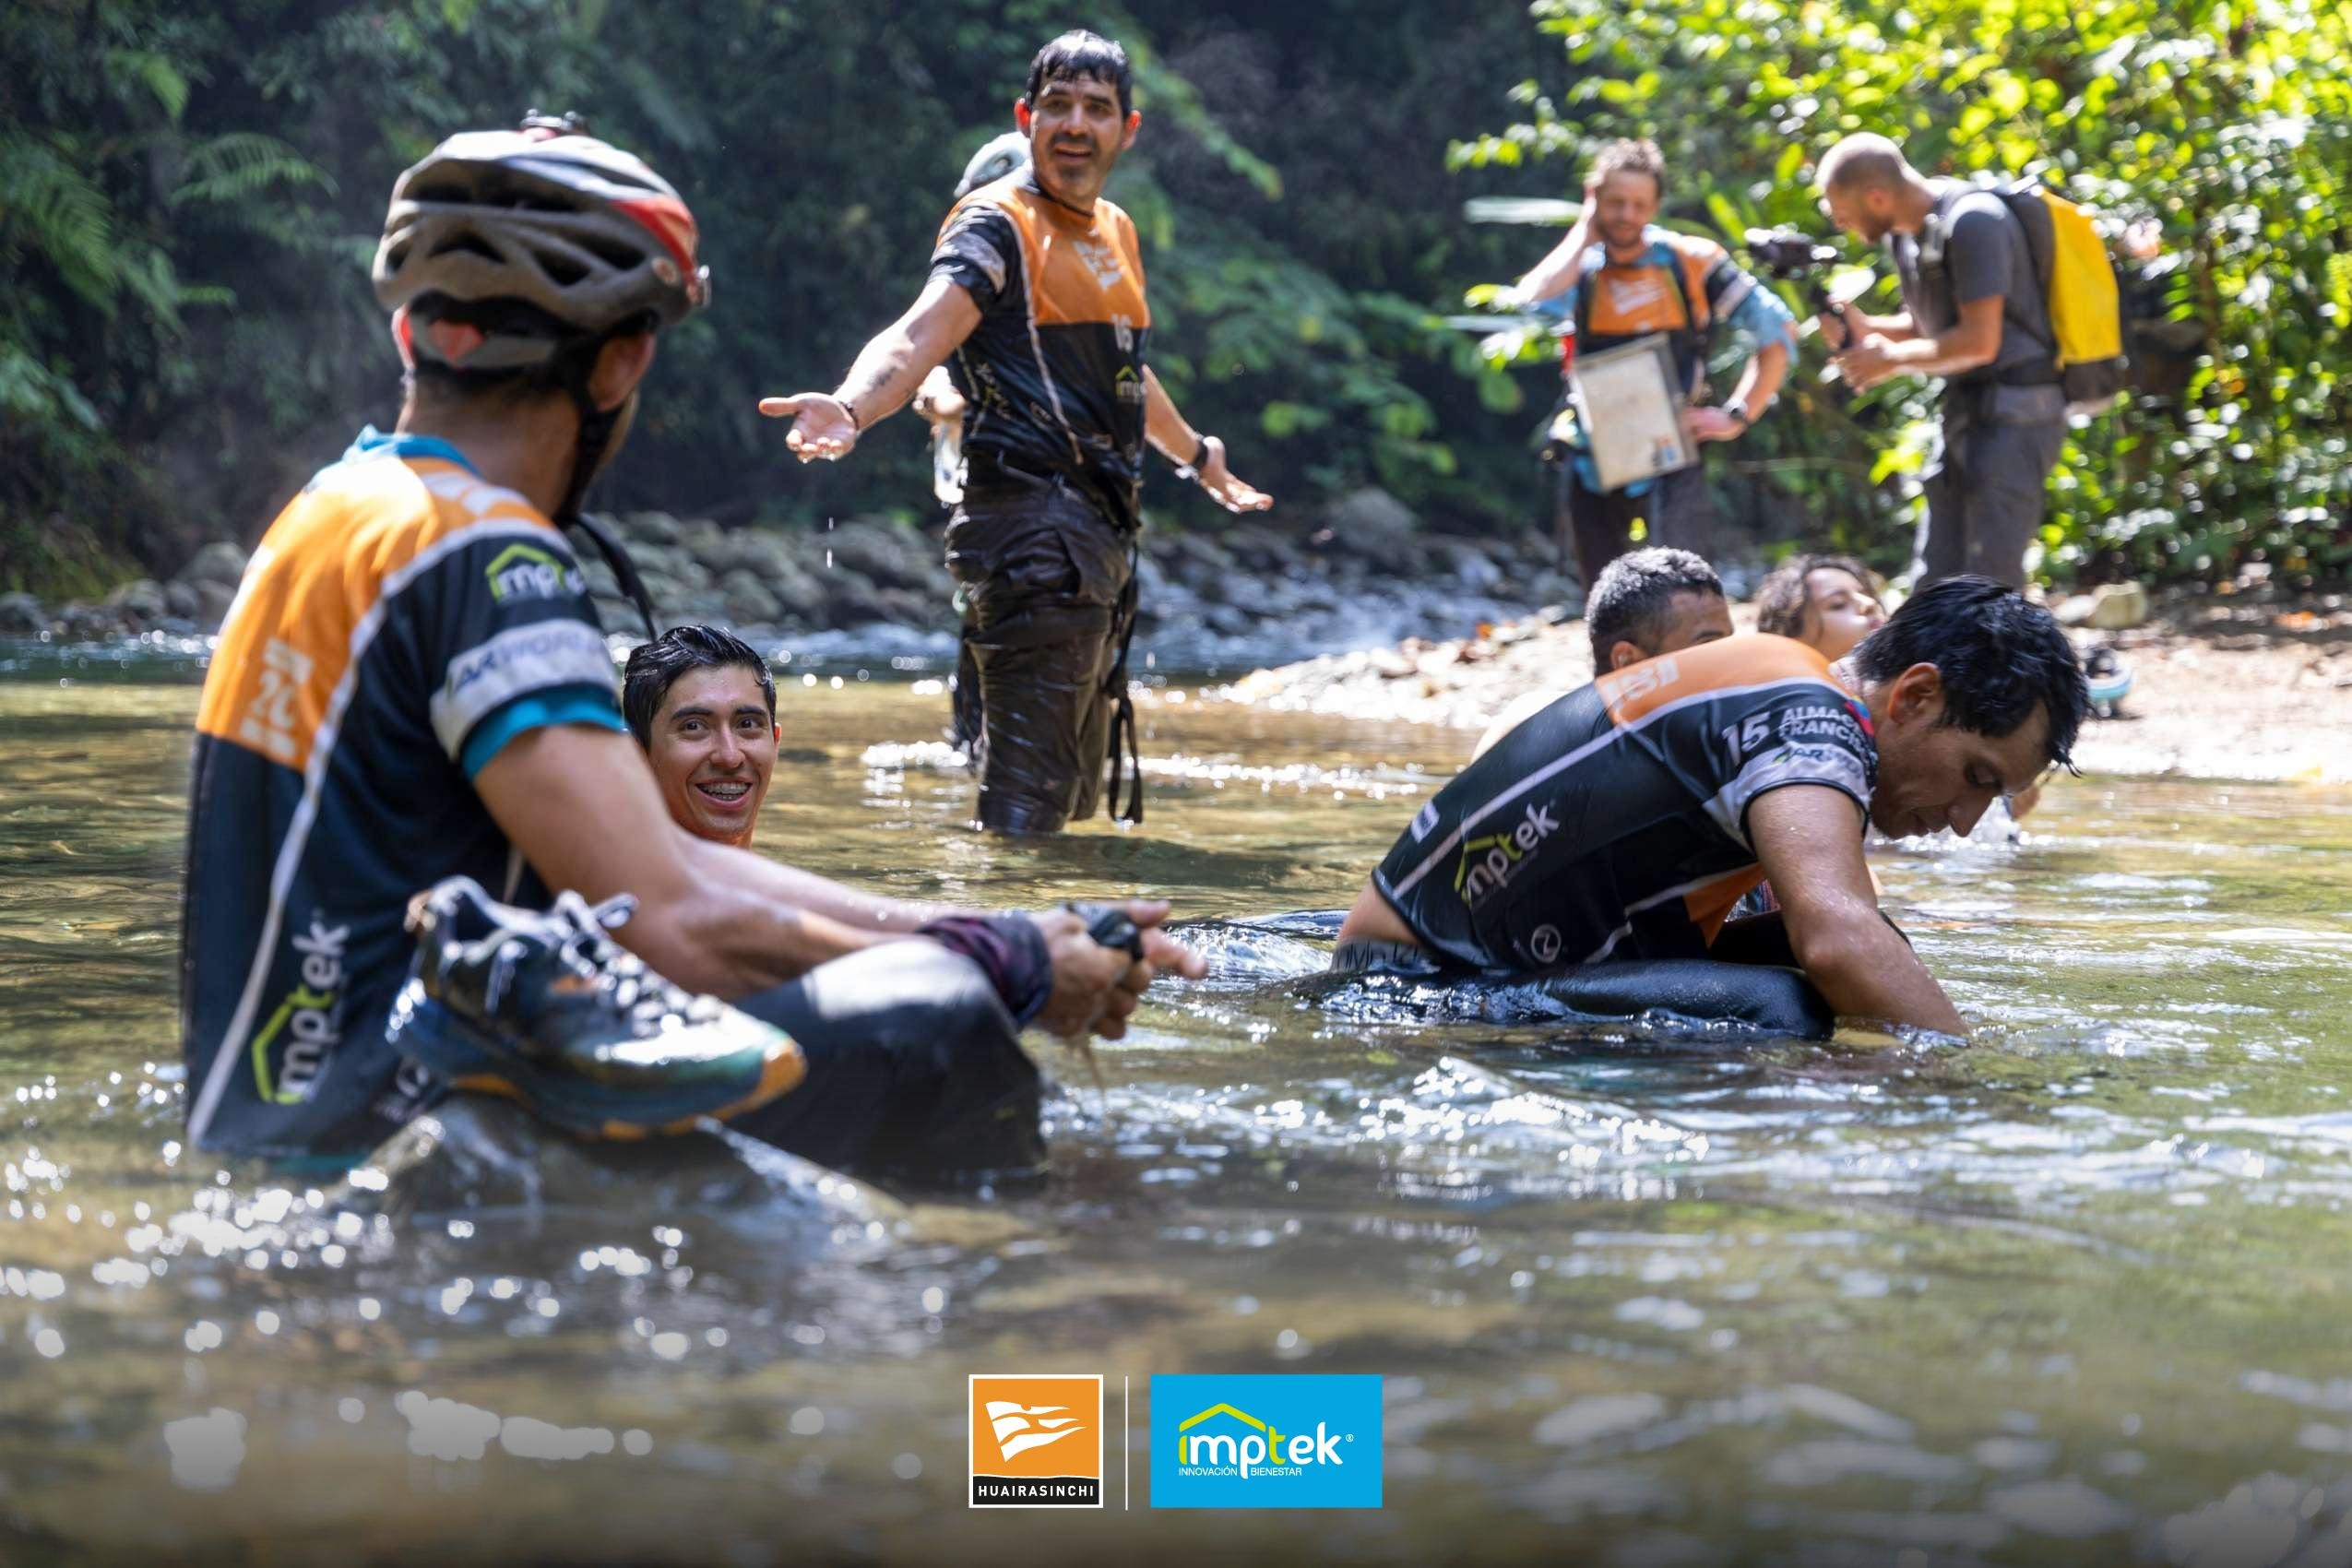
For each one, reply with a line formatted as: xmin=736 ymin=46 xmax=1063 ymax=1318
xmin=0 ymin=488 xmax=1573 ymax=675
xmin=1212 ymin=590 xmax=2352 ymax=785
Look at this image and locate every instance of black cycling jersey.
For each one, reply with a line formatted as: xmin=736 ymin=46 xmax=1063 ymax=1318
xmin=1372 ymin=636 xmax=1877 ymax=971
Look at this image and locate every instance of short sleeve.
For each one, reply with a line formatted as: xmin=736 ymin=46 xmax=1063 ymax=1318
xmin=1703 ymin=693 xmax=1879 ymax=849
xmin=1944 ymin=197 xmax=2015 ymax=306
xmin=1701 ymin=252 xmax=1800 ymax=357
xmin=930 ymin=204 xmax=1023 ymax=315
xmin=409 ymin=524 xmax=624 ymax=778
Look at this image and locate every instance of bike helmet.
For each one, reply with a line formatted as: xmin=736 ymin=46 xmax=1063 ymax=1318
xmin=374 ymin=111 xmax=709 ymax=374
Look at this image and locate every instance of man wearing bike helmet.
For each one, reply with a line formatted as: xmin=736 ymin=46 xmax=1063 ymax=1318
xmin=180 ymin=114 xmax=1202 ymax=1173
xmin=761 ymin=30 xmax=1273 ymax=834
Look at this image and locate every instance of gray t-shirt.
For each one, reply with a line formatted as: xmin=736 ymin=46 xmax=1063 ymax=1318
xmin=1888 ymin=182 xmax=2055 ymax=387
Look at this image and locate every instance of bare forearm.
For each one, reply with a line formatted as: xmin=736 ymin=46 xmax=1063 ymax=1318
xmin=1881 ymin=328 xmax=1997 ymax=378
xmin=681 ymin=833 xmax=969 ymax=942
xmin=1800 ymin=917 xmax=1967 ymax=1037
xmin=1728 ymin=341 xmax=1789 ymax=419
xmin=1855 ymin=309 xmax=1918 ymax=342
xmin=833 ymin=326 xmax=939 ymax=431
xmin=1142 ymin=366 xmax=1200 ymax=460
xmin=1516 ymin=222 xmax=1595 ymax=303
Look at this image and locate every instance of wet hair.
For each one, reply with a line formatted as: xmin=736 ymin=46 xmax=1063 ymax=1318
xmin=1586 ymin=548 xmax=1723 ymax=667
xmin=1589 ymin=137 xmax=1667 ymax=197
xmin=1025 ymin=30 xmax=1133 ymax=117
xmin=1818 ymin=133 xmax=1915 ymax=196
xmin=622 ymin=624 xmax=776 ymax=747
xmin=1850 ymin=575 xmax=2088 ymax=769
xmin=1755 ymin=552 xmax=1883 ymax=640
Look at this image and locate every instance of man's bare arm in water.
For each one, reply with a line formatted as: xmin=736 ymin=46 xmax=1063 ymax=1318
xmin=1748 ymin=784 xmax=1968 ymax=1037
xmin=476 ymin=725 xmax=1204 ymax=1037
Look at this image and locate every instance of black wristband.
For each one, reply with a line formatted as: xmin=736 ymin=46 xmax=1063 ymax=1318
xmin=918 ymin=913 xmax=1052 ymax=1027
xmin=1063 ymin=900 xmax=1146 ymax=962
xmin=1181 ymin=434 xmax=1208 ymax=472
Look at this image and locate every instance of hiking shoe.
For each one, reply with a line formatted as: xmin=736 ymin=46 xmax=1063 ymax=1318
xmin=386 ymin=876 xmax=804 ymax=1140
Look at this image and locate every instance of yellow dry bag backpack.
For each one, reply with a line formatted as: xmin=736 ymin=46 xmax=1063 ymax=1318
xmin=1982 ymin=177 xmax=2131 ymax=417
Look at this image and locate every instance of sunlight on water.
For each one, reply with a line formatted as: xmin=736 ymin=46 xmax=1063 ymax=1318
xmin=3 ymin=671 xmax=2351 ymax=1562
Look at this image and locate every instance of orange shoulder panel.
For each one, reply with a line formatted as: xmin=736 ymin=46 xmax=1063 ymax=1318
xmin=1594 ymin=634 xmax=1835 ymax=726
xmin=194 ymin=455 xmax=552 ymax=773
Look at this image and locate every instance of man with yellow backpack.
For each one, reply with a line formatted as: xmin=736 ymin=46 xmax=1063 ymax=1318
xmin=1812 ymin=133 xmax=2126 ymax=588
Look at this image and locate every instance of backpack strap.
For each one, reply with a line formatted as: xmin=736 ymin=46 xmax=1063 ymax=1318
xmin=1574 ymin=236 xmax=1711 ymax=369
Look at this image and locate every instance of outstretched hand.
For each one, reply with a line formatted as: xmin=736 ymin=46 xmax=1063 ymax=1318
xmin=757 ymin=392 xmax=859 ymax=461
xmin=1028 ymin=899 xmax=1204 ymax=1043
xmin=1196 ymin=436 xmax=1273 ymax=514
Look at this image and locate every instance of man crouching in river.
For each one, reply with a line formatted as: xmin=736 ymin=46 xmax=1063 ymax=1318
xmin=1336 ymin=576 xmax=2087 ymax=1036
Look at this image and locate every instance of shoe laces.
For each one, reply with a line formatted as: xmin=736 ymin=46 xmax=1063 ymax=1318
xmin=481 ymin=890 xmax=723 ymax=1034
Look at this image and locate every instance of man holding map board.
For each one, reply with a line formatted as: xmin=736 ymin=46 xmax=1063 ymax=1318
xmin=1502 ymin=138 xmax=1799 ymax=588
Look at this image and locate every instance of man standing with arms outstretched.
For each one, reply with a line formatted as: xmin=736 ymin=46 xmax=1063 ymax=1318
xmin=760 ymin=30 xmax=1271 ymax=833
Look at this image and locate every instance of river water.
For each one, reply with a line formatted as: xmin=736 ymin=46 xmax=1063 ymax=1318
xmin=4 ymin=654 xmax=2350 ymax=1566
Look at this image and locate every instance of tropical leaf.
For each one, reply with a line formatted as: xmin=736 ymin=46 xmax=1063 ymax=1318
xmin=168 ymin=133 xmax=333 ymax=208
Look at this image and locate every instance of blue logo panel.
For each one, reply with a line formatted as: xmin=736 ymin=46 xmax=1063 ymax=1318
xmin=1148 ymin=1374 xmax=1383 ymax=1509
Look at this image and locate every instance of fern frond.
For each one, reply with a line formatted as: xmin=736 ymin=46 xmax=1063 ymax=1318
xmin=0 ymin=138 xmax=122 ymax=310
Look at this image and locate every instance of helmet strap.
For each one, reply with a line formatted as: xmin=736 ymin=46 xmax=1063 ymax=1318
xmin=550 ymin=329 xmax=662 ymax=640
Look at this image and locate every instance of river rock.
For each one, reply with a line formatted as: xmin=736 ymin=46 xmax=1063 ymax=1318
xmin=826 ymin=518 xmax=942 ymax=594
xmin=350 ymin=1096 xmax=905 ymax=1230
xmin=1324 ymin=486 xmax=1419 ymax=560
xmin=674 ymin=517 xmax=725 ymax=564
xmin=2087 ymin=581 xmax=2150 ymax=630
xmin=189 ymin=578 xmax=236 ymax=628
xmin=626 ymin=510 xmax=685 ymax=549
xmin=1222 ymin=524 xmax=1301 ymax=575
xmin=1432 ymin=540 xmax=1504 ymax=592
xmin=104 ymin=577 xmax=169 ymax=631
xmin=719 ymin=569 xmax=784 ymax=626
xmin=0 ymin=592 xmax=43 ymax=636
xmin=179 ymin=540 xmax=249 ymax=588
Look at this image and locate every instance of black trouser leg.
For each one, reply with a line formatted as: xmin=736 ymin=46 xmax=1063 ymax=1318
xmin=728 ymin=942 xmax=1044 ymax=1179
xmin=944 ymin=483 xmax=1134 ymax=834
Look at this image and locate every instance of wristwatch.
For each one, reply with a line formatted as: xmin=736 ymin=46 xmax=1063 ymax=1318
xmin=1725 ymin=403 xmax=1752 ymax=430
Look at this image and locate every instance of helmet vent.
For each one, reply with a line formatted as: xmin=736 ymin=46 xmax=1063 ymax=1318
xmin=432 ymin=234 xmax=503 ymax=262
xmin=537 ymin=252 xmax=588 ymax=286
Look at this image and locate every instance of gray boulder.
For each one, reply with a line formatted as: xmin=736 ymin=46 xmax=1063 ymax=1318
xmin=0 ymin=592 xmax=44 ymax=636
xmin=105 ymin=577 xmax=170 ymax=630
xmin=719 ymin=569 xmax=784 ymax=626
xmin=189 ymin=579 xmax=236 ymax=629
xmin=179 ymin=540 xmax=249 ymax=589
xmin=624 ymin=510 xmax=685 ymax=549
xmin=1324 ymin=487 xmax=1419 ymax=560
xmin=826 ymin=518 xmax=943 ymax=594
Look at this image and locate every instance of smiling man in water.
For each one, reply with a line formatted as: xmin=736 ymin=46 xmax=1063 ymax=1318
xmin=758 ymin=30 xmax=1271 ymax=833
xmin=1337 ymin=576 xmax=2086 ymax=1037
xmin=624 ymin=626 xmax=778 ymax=849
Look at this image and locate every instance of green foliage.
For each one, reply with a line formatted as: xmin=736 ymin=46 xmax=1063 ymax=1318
xmin=1455 ymin=0 xmax=2352 ymax=587
xmin=5 ymin=0 xmax=1577 ymax=584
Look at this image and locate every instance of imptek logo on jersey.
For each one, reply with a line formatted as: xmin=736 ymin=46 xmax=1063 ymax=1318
xmin=1150 ymin=1374 xmax=1383 ymax=1509
xmin=967 ymin=1374 xmax=1103 ymax=1508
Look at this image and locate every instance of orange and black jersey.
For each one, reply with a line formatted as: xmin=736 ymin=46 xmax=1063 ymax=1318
xmin=930 ymin=173 xmax=1150 ymax=529
xmin=180 ymin=429 xmax=626 ymax=1161
xmin=1372 ymin=636 xmax=1877 ymax=971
